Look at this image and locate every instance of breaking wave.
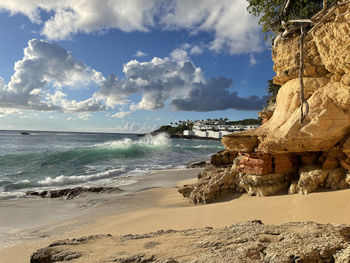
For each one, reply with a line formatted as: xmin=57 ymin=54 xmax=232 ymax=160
xmin=40 ymin=133 xmax=171 ymax=167
xmin=0 ymin=131 xmax=224 ymax=199
xmin=38 ymin=167 xmax=126 ymax=186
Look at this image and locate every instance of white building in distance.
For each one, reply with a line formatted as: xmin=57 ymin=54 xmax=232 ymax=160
xmin=184 ymin=121 xmax=259 ymax=139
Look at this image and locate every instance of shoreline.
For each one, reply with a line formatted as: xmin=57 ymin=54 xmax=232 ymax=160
xmin=2 ymin=167 xmax=350 ymax=261
xmin=0 ymin=168 xmax=202 ymax=259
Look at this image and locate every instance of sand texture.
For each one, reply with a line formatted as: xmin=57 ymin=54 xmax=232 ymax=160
xmin=1 ymin=168 xmax=350 ymax=262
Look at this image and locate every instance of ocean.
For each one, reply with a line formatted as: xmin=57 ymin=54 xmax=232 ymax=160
xmin=0 ymin=130 xmax=223 ymax=200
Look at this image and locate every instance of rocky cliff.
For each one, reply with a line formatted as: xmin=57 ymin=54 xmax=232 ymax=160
xmin=179 ymin=1 xmax=350 ymax=204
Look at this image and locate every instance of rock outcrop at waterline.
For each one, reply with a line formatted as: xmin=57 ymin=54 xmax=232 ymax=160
xmin=30 ymin=221 xmax=350 ymax=263
xmin=179 ymin=1 xmax=350 ymax=204
xmin=26 ymin=186 xmax=124 ymax=199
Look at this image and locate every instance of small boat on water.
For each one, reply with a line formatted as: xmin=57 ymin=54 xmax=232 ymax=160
xmin=20 ymin=132 xmax=30 ymax=135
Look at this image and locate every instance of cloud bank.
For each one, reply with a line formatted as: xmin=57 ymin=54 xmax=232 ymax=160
xmin=0 ymin=39 xmax=266 ymax=116
xmin=0 ymin=0 xmax=261 ymax=54
xmin=0 ymin=39 xmax=105 ymax=112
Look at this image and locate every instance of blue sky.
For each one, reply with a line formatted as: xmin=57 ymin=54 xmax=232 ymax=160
xmin=0 ymin=0 xmax=275 ymax=133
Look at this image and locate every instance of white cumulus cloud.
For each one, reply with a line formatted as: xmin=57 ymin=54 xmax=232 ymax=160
xmin=0 ymin=40 xmax=266 ymax=116
xmin=0 ymin=39 xmax=105 ymax=112
xmin=96 ymin=50 xmax=266 ymax=112
xmin=96 ymin=55 xmax=205 ymax=111
xmin=159 ymin=0 xmax=262 ymax=54
xmin=0 ymin=0 xmax=262 ymax=54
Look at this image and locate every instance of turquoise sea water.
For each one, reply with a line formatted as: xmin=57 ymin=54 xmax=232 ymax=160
xmin=0 ymin=130 xmax=223 ymax=199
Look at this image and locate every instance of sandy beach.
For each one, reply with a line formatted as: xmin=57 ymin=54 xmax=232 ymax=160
xmin=1 ymin=167 xmax=350 ymax=262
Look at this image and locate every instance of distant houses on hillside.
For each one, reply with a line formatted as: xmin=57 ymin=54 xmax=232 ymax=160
xmin=183 ymin=120 xmax=260 ymax=139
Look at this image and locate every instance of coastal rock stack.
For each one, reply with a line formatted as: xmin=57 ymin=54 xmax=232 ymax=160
xmin=179 ymin=1 xmax=350 ymax=204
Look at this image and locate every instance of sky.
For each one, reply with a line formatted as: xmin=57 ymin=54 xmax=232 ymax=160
xmin=0 ymin=0 xmax=275 ymax=133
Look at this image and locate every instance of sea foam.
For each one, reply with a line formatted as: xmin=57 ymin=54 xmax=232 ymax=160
xmin=93 ymin=133 xmax=171 ymax=149
xmin=38 ymin=167 xmax=126 ymax=186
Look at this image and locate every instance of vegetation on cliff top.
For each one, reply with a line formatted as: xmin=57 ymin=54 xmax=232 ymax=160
xmin=152 ymin=124 xmax=191 ymax=135
xmin=226 ymin=118 xmax=262 ymax=126
xmin=247 ymin=0 xmax=336 ymax=37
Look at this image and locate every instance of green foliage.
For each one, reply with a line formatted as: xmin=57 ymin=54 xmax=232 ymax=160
xmin=266 ymin=79 xmax=281 ymax=105
xmin=247 ymin=0 xmax=284 ymax=36
xmin=226 ymin=118 xmax=262 ymax=125
xmin=153 ymin=124 xmax=192 ymax=135
xmin=246 ymin=0 xmax=335 ymax=37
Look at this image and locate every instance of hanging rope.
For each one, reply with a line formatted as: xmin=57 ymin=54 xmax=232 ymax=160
xmin=277 ymin=0 xmax=338 ymax=123
xmin=278 ymin=0 xmax=312 ymax=124
xmin=299 ymin=24 xmax=309 ymax=124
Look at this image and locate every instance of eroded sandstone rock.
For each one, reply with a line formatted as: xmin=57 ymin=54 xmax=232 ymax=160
xmin=222 ymin=133 xmax=258 ymax=152
xmin=234 ymin=3 xmax=350 ymax=155
xmin=179 ymin=2 xmax=350 ymax=202
xmin=178 ymin=164 xmax=241 ymax=204
xmin=186 ymin=160 xmax=207 ymax=168
xmin=258 ymin=103 xmax=275 ymax=124
xmin=210 ymin=149 xmax=237 ymax=165
xmin=30 ymin=249 xmax=82 ymax=263
xmin=289 ymin=166 xmax=350 ymax=195
xmin=30 ymin=221 xmax=350 ymax=263
xmin=240 ymin=171 xmax=294 ymax=196
xmin=238 ymin=153 xmax=273 ymax=175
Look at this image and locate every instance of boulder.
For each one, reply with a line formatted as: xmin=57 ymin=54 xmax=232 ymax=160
xmin=294 ymin=166 xmax=328 ymax=194
xmin=324 ymin=168 xmax=348 ymax=190
xmin=256 ymin=79 xmax=350 ymax=154
xmin=222 ymin=133 xmax=258 ymax=152
xmin=186 ymin=160 xmax=207 ymax=168
xmin=30 ymin=248 xmax=82 ymax=263
xmin=178 ymin=160 xmax=244 ymax=204
xmin=177 ymin=185 xmax=193 ymax=198
xmin=26 ymin=186 xmax=124 ymax=199
xmin=210 ymin=150 xmax=237 ymax=165
xmin=240 ymin=171 xmax=294 ymax=196
xmin=292 ymin=166 xmax=349 ymax=194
